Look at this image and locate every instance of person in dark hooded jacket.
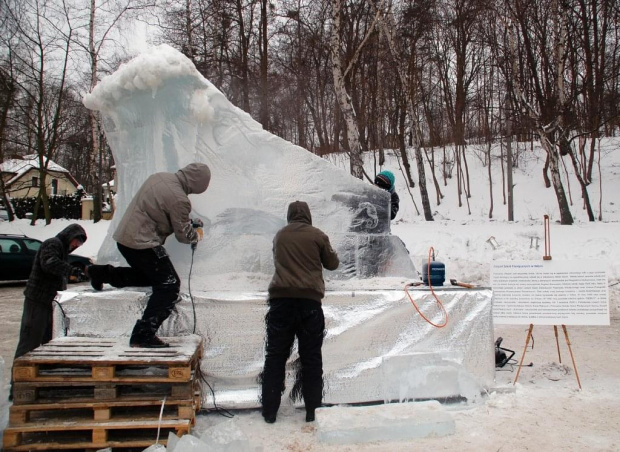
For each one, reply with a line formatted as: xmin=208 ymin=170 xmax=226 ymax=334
xmin=374 ymin=170 xmax=399 ymax=220
xmin=12 ymin=223 xmax=87 ymax=360
xmin=261 ymin=201 xmax=339 ymax=424
xmin=87 ymin=162 xmax=211 ymax=348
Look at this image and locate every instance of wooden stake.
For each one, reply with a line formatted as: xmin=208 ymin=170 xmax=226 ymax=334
xmin=513 ymin=324 xmax=534 ymax=385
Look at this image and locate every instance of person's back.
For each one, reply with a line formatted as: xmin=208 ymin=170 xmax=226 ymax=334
xmin=262 ymin=201 xmax=339 ymax=424
xmin=268 ymin=201 xmax=339 ymax=302
xmin=113 ymin=163 xmax=211 ymax=249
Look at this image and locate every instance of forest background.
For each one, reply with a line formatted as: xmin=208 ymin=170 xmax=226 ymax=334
xmin=0 ymin=0 xmax=618 ymax=225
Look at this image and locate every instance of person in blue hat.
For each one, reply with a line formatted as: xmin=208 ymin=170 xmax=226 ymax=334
xmin=374 ymin=170 xmax=399 ymax=220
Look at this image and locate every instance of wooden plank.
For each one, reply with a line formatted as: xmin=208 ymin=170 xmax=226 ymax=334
xmin=12 ymin=336 xmax=203 ymax=384
xmin=11 ymin=380 xmax=197 ymax=405
xmin=2 ymin=419 xmax=190 ymax=451
xmin=8 ymin=399 xmax=197 ymax=426
xmin=13 ymin=335 xmax=203 ymax=366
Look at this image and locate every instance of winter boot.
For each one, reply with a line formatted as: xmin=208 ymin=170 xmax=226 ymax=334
xmin=129 ymin=318 xmax=169 ymax=348
xmin=130 ymin=335 xmax=169 ymax=348
xmin=86 ymin=265 xmax=104 ymax=291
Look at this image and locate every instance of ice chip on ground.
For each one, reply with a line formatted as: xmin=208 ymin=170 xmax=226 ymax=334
xmin=166 ymin=432 xmax=180 ymax=452
xmin=141 ymin=445 xmax=165 ymax=452
xmin=199 ymin=418 xmax=252 ymax=452
xmin=174 ymin=433 xmax=209 ymax=451
xmin=84 ymin=44 xmax=416 ymax=291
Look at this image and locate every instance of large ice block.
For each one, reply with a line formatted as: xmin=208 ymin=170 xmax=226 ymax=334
xmin=53 ymin=287 xmax=494 ymax=407
xmin=83 ymin=44 xmax=416 ymax=291
xmin=316 ymin=401 xmax=455 ymax=444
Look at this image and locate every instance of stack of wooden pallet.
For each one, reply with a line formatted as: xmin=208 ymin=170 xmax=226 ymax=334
xmin=4 ymin=335 xmax=203 ymax=451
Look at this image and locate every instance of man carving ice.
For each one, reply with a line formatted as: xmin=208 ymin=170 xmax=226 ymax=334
xmin=87 ymin=162 xmax=211 ymax=348
xmin=261 ymin=201 xmax=339 ymax=423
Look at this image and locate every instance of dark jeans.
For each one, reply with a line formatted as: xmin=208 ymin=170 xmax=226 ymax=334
xmin=94 ymin=243 xmax=180 ymax=338
xmin=261 ymin=298 xmax=325 ymax=417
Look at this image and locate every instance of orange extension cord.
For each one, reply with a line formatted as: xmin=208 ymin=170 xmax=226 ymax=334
xmin=404 ymin=246 xmax=449 ymax=328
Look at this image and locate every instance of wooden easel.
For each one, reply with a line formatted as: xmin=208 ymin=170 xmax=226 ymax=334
xmin=513 ymin=215 xmax=582 ymax=389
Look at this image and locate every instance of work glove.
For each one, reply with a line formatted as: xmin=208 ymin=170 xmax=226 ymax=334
xmin=191 ymin=218 xmax=204 ymax=228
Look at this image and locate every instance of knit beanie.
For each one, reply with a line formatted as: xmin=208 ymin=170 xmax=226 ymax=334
xmin=375 ymin=170 xmax=395 ymax=193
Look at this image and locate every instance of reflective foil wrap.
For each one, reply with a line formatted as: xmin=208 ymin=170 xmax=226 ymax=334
xmin=54 ymin=288 xmax=494 ymax=408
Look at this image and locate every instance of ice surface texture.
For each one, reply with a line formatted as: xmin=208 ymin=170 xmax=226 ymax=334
xmin=84 ymin=44 xmax=415 ymax=291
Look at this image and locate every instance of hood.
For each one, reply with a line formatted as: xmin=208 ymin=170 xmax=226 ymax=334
xmin=56 ymin=224 xmax=87 ymax=248
xmin=176 ymin=162 xmax=211 ymax=195
xmin=286 ymin=201 xmax=312 ymax=225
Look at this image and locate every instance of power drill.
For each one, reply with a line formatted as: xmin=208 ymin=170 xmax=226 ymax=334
xmin=191 ymin=219 xmax=203 ymax=251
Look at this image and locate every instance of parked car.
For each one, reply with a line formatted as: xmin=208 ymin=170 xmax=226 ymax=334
xmin=0 ymin=209 xmax=8 ymax=221
xmin=0 ymin=233 xmax=92 ymax=282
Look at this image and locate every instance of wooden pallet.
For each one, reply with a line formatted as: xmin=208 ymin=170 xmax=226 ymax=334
xmin=12 ymin=335 xmax=203 ymax=384
xmin=9 ymin=399 xmax=198 ymax=426
xmin=3 ymin=418 xmax=191 ymax=451
xmin=11 ymin=377 xmax=201 ymax=405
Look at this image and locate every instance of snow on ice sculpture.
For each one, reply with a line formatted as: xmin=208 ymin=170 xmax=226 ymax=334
xmin=84 ymin=44 xmax=415 ymax=291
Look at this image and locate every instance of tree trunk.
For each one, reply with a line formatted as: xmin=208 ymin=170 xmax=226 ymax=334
xmin=487 ymin=141 xmax=493 ymax=219
xmin=540 ymin=133 xmax=574 ymax=224
xmin=89 ymin=0 xmax=102 ymax=222
xmin=330 ymin=0 xmax=363 ymax=178
xmin=259 ymin=0 xmax=269 ymax=130
xmin=568 ymin=150 xmax=595 ymax=221
xmin=415 ymin=147 xmax=433 ymax=221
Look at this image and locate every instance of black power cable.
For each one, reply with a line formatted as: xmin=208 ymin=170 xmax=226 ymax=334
xmin=187 ymin=242 xmax=234 ymax=418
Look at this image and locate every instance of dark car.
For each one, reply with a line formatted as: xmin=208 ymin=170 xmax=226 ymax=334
xmin=0 ymin=233 xmax=92 ymax=282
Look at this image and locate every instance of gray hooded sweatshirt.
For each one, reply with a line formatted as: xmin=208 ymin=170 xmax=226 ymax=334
xmin=113 ymin=163 xmax=211 ymax=249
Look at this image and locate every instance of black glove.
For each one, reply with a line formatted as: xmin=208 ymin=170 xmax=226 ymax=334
xmin=191 ymin=218 xmax=204 ymax=228
xmin=69 ymin=266 xmax=86 ymax=282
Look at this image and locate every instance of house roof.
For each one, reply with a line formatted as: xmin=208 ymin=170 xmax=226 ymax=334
xmin=1 ymin=155 xmax=79 ymax=188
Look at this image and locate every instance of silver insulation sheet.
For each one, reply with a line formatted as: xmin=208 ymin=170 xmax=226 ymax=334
xmin=53 ymin=288 xmax=494 ymax=408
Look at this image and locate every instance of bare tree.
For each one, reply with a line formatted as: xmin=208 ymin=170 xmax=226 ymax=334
xmin=3 ymin=0 xmax=76 ymax=224
xmin=329 ymin=0 xmax=371 ymax=178
xmin=498 ymin=0 xmax=574 ymax=224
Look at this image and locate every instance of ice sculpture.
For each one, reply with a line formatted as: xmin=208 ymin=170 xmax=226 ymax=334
xmin=84 ymin=44 xmax=415 ymax=291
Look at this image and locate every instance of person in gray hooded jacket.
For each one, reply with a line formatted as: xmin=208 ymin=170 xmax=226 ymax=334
xmin=87 ymin=162 xmax=211 ymax=348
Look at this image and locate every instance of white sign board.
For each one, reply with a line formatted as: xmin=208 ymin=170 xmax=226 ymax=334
xmin=491 ymin=260 xmax=609 ymax=325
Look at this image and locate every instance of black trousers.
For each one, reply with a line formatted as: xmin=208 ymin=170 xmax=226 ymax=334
xmin=261 ymin=298 xmax=325 ymax=416
xmin=11 ymin=297 xmax=53 ymax=399
xmin=95 ymin=243 xmax=180 ymax=338
xmin=14 ymin=297 xmax=53 ymax=360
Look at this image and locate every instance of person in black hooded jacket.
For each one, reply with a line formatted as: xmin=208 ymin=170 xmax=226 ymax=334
xmin=13 ymin=223 xmax=87 ymax=359
xmin=10 ymin=224 xmax=87 ymax=401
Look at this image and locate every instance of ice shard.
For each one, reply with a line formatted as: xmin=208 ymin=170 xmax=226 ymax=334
xmin=83 ymin=44 xmax=416 ymax=291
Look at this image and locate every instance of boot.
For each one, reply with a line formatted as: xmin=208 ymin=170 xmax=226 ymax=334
xmin=305 ymin=410 xmax=315 ymax=422
xmin=130 ymin=335 xmax=169 ymax=348
xmin=129 ymin=318 xmax=169 ymax=348
xmin=86 ymin=265 xmax=104 ymax=291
